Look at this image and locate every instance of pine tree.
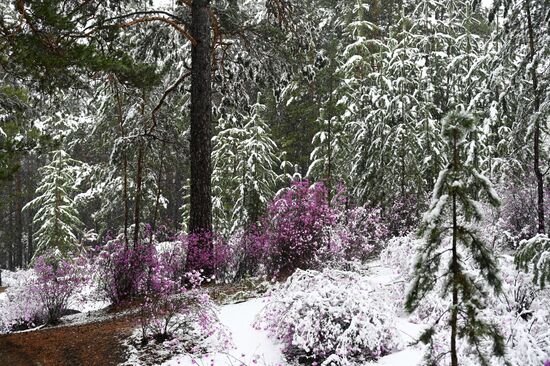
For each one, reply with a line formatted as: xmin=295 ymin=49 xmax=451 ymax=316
xmin=212 ymin=93 xmax=283 ymax=235
xmin=405 ymin=111 xmax=505 ymax=366
xmin=23 ymin=150 xmax=83 ymax=258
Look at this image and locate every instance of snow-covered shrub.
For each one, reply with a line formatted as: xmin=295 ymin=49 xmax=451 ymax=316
xmin=331 ymin=205 xmax=388 ymax=261
xmin=263 ymin=180 xmax=336 ymax=277
xmin=498 ymin=183 xmax=539 ymax=247
xmin=0 ymin=269 xmax=44 ymax=333
xmin=385 ymin=194 xmax=420 ymax=236
xmin=256 ymin=268 xmax=402 ymax=365
xmin=31 ymin=253 xmax=83 ymax=324
xmin=380 ymin=234 xmax=422 ymax=279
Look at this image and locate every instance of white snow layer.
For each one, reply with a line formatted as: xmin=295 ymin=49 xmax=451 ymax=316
xmin=163 ymin=266 xmax=424 ymax=366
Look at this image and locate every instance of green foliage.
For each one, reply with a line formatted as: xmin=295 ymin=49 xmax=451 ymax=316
xmin=406 ymin=110 xmax=504 ymax=364
xmin=515 ymin=234 xmax=550 ymax=288
xmin=23 ymin=150 xmax=83 ymax=258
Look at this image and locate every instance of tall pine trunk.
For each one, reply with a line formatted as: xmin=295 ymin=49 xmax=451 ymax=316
xmin=189 ymin=0 xmax=213 ymax=235
xmin=526 ymin=2 xmax=544 ymax=234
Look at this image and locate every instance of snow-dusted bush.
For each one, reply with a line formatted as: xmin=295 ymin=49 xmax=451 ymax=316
xmin=330 ymin=205 xmax=388 ymax=261
xmin=31 ymin=253 xmax=83 ymax=324
xmin=0 ymin=269 xmax=44 ymax=333
xmin=263 ymin=180 xmax=336 ymax=277
xmin=385 ymin=194 xmax=421 ymax=236
xmin=256 ymin=268 xmax=402 ymax=365
xmin=380 ymin=234 xmax=422 ymax=279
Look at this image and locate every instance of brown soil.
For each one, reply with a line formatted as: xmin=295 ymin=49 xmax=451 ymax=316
xmin=0 ymin=312 xmax=138 ymax=366
xmin=0 ymin=287 xmax=6 ymax=294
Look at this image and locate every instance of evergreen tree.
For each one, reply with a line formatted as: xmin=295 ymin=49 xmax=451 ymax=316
xmin=405 ymin=111 xmax=505 ymax=366
xmin=212 ymin=94 xmax=284 ymax=235
xmin=23 ymin=150 xmax=83 ymax=258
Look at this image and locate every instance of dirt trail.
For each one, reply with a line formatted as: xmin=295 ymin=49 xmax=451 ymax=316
xmin=0 ymin=313 xmax=137 ymax=366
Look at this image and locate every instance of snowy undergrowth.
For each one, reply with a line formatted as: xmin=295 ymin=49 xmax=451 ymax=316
xmin=255 ymin=268 xmax=404 ymax=366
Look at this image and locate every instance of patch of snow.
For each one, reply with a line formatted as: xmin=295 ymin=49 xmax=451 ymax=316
xmin=163 ymin=298 xmax=284 ymax=366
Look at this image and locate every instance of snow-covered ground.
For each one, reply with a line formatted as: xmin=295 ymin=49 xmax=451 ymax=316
xmin=164 ymin=265 xmax=426 ymax=366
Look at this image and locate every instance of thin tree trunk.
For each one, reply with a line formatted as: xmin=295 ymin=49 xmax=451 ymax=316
xmin=526 ymin=2 xmax=544 ymax=234
xmin=450 ymin=137 xmax=459 ymax=366
xmin=189 ymin=0 xmax=213 ymax=235
xmin=114 ymin=80 xmax=130 ymax=246
xmin=151 ymin=146 xmax=166 ymax=244
xmin=7 ymin=201 xmax=14 ymax=271
xmin=133 ymin=144 xmax=144 ymax=245
xmin=14 ymin=169 xmax=23 ymax=268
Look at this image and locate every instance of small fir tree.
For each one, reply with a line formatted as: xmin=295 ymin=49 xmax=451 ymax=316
xmin=405 ymin=111 xmax=505 ymax=366
xmin=24 ymin=150 xmax=83 ymax=258
xmin=515 ymin=234 xmax=550 ymax=288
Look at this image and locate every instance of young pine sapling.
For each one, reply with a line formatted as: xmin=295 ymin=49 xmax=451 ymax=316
xmin=405 ymin=111 xmax=505 ymax=366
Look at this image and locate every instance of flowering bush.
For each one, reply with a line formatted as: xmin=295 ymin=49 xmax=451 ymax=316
xmin=229 ymin=225 xmax=269 ymax=280
xmin=184 ymin=231 xmax=231 ymax=281
xmin=0 ymin=269 xmax=44 ymax=332
xmin=130 ymin=268 xmax=230 ymax=364
xmin=331 ymin=205 xmax=389 ymax=261
xmin=256 ymin=268 xmax=402 ymax=365
xmin=95 ymin=239 xmax=158 ymax=304
xmin=385 ymin=194 xmax=420 ymax=236
xmin=263 ymin=180 xmax=336 ymax=277
xmin=32 ymin=253 xmax=83 ymax=324
xmin=0 ymin=253 xmax=83 ymax=331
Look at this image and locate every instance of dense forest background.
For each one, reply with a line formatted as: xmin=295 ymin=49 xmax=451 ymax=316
xmin=0 ymin=0 xmax=548 ymax=269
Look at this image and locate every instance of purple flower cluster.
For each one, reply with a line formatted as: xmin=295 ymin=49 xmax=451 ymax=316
xmin=31 ymin=253 xmax=84 ymax=324
xmin=262 ymin=180 xmax=336 ymax=277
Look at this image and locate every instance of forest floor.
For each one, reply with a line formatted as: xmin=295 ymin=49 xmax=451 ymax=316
xmin=0 ymin=304 xmax=139 ymax=366
xmin=0 ymin=265 xmax=425 ymax=366
xmin=0 ymin=281 xmax=266 ymax=366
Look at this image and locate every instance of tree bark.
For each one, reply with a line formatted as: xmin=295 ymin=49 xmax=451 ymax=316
xmin=114 ymin=80 xmax=130 ymax=246
xmin=526 ymin=2 xmax=544 ymax=234
xmin=14 ymin=169 xmax=23 ymax=268
xmin=133 ymin=144 xmax=144 ymax=245
xmin=450 ymin=136 xmax=459 ymax=366
xmin=188 ymin=0 xmax=213 ymax=235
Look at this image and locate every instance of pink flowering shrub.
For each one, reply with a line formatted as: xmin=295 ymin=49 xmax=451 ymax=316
xmin=256 ymin=268 xmax=402 ymax=365
xmin=331 ymin=205 xmax=389 ymax=261
xmin=385 ymin=194 xmax=420 ymax=236
xmin=138 ymin=271 xmax=220 ymax=343
xmin=229 ymin=225 xmax=269 ymax=280
xmin=0 ymin=269 xmax=44 ymax=332
xmin=0 ymin=253 xmax=84 ymax=331
xmin=95 ymin=239 xmax=158 ymax=304
xmin=32 ymin=253 xmax=83 ymax=324
xmin=263 ymin=180 xmax=336 ymax=277
xmin=184 ymin=231 xmax=231 ymax=281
